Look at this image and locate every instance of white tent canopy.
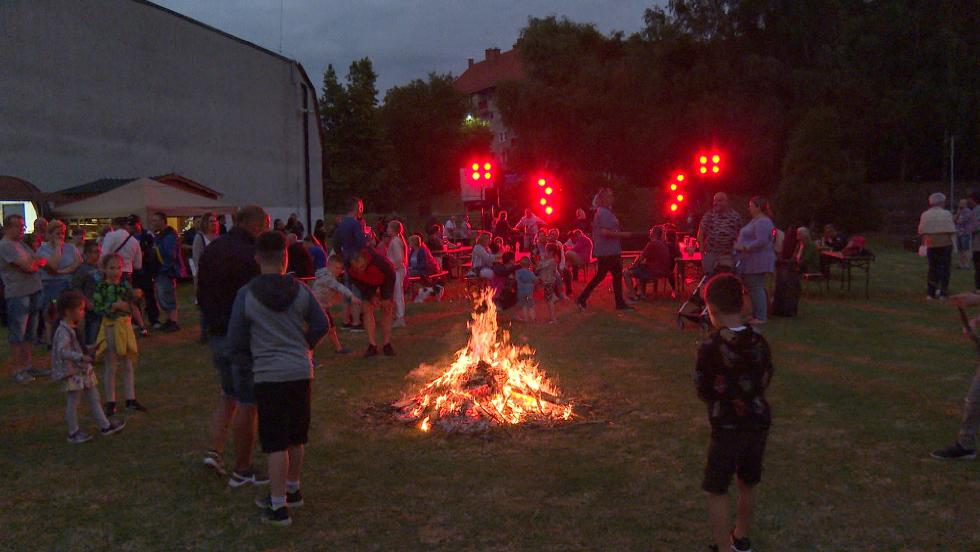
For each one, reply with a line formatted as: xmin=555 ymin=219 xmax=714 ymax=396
xmin=53 ymin=177 xmax=234 ymax=219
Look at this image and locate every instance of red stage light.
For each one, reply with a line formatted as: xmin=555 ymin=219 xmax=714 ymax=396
xmin=677 ymin=194 xmax=685 ymax=202
xmin=699 ymin=155 xmax=708 ymax=164
xmin=545 ymin=206 xmax=554 ymax=215
xmin=471 ymin=172 xmax=480 ymax=180
xmin=484 ymin=162 xmax=492 ymax=171
xmin=484 ymin=172 xmax=491 ymax=179
xmin=544 ymin=187 xmax=553 ymax=195
xmin=711 ymin=166 xmax=720 ymax=174
xmin=670 ymin=183 xmax=678 ymax=191
xmin=471 ymin=163 xmax=479 ymax=171
xmin=700 ymin=166 xmax=708 ymax=174
xmin=711 ymin=154 xmax=720 ymax=164
xmin=676 ymin=173 xmax=685 ymax=182
xmin=670 ymin=204 xmax=678 ymax=212
xmin=540 ymin=198 xmax=547 ymax=206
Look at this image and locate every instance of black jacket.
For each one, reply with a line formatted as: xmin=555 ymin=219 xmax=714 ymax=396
xmin=197 ymin=227 xmax=260 ymax=335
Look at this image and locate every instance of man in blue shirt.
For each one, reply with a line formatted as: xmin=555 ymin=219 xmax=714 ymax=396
xmin=331 ymin=197 xmax=367 ymax=330
xmin=577 ymin=188 xmax=633 ymax=311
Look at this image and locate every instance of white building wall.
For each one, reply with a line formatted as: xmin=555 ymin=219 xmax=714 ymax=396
xmin=0 ymin=0 xmax=324 ymax=229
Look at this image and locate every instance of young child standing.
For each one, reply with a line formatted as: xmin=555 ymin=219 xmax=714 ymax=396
xmin=228 ymin=231 xmax=329 ymax=527
xmin=70 ymin=240 xmax=102 ymax=347
xmin=536 ymin=243 xmax=561 ymax=323
xmin=695 ymin=273 xmax=774 ymax=552
xmin=515 ymin=256 xmax=538 ymax=322
xmin=93 ymin=254 xmax=146 ymax=417
xmin=52 ymin=290 xmax=125 ymax=443
xmin=312 ymin=254 xmax=360 ymax=354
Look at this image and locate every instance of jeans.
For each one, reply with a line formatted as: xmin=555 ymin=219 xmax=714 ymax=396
xmin=155 ymin=275 xmax=177 ymax=313
xmin=5 ymin=291 xmax=41 ymax=344
xmin=742 ymin=273 xmax=768 ymax=322
xmin=926 ymin=246 xmax=952 ymax=297
xmin=577 ymin=255 xmax=626 ymax=308
xmin=66 ymin=386 xmax=111 ymax=434
xmin=957 ymin=363 xmax=980 ymax=450
xmin=393 ymin=267 xmax=406 ymax=320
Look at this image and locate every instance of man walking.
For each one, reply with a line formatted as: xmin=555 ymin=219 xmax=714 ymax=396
xmin=198 ymin=205 xmax=271 ymax=486
xmin=150 ymin=212 xmax=181 ymax=332
xmin=697 ymin=192 xmax=742 ymax=275
xmin=576 ymin=188 xmax=632 ymax=311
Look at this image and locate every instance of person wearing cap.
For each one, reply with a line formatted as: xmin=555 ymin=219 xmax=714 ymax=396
xmin=918 ymin=192 xmax=956 ymax=300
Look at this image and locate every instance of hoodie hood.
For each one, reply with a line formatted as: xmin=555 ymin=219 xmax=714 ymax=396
xmin=249 ymin=274 xmax=299 ymax=313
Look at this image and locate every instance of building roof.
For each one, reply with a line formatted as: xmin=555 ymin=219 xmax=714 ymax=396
xmin=56 ymin=177 xmax=137 ymax=197
xmin=454 ymin=49 xmax=525 ymax=95
xmin=0 ymin=176 xmax=45 ymax=201
xmin=52 ymin=174 xmax=221 ymax=204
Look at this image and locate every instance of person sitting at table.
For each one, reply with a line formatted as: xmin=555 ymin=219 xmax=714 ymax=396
xmin=408 ymin=235 xmax=444 ymax=303
xmin=563 ymin=230 xmax=594 ymax=292
xmin=793 ymin=228 xmax=820 ymax=274
xmin=820 ymin=224 xmax=847 ymax=252
xmin=470 ymin=232 xmax=495 ymax=279
xmin=624 ymin=226 xmax=675 ymax=301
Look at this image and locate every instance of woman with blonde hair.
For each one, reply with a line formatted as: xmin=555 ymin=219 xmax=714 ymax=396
xmin=386 ymin=220 xmax=408 ymax=327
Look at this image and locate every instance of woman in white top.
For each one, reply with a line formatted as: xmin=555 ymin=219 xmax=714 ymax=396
xmin=470 ymin=232 xmax=495 ymax=279
xmin=190 ymin=212 xmax=221 ymax=286
xmin=386 ymin=220 xmax=409 ymax=327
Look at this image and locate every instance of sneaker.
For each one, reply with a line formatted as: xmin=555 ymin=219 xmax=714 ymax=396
xmin=100 ymin=418 xmax=126 ymax=436
xmin=228 ymin=468 xmax=270 ymax=488
xmin=258 ymin=491 xmax=305 ymax=509
xmin=260 ymin=504 xmax=292 ymax=527
xmin=930 ymin=442 xmax=977 ymax=460
xmin=335 ymin=347 xmax=353 ymax=355
xmin=203 ymin=450 xmax=226 ymax=475
xmin=150 ymin=322 xmax=164 ymax=330
xmin=383 ymin=343 xmax=395 ymax=357
xmin=13 ymin=370 xmax=34 ymax=384
xmin=348 ymin=324 xmax=365 ymax=333
xmin=731 ymin=532 xmax=752 ymax=552
xmin=160 ymin=321 xmax=180 ymax=333
xmin=392 ymin=318 xmax=406 ymax=328
xmin=103 ymin=402 xmax=116 ymax=418
xmin=125 ymin=399 xmax=148 ymax=412
xmin=364 ymin=344 xmax=379 ymax=358
xmin=341 ymin=322 xmax=355 ymax=331
xmin=137 ymin=327 xmax=150 ymax=337
xmin=67 ymin=431 xmax=93 ymax=444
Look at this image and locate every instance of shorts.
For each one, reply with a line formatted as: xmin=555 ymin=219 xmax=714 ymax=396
xmin=354 ymin=277 xmax=394 ymax=302
xmin=5 ymin=291 xmax=41 ymax=344
xmin=41 ymin=279 xmax=70 ymax=312
xmin=210 ymin=334 xmax=255 ymax=404
xmin=254 ymin=379 xmax=312 ymax=453
xmin=702 ymin=428 xmax=768 ymax=495
xmin=517 ymin=291 xmax=534 ymax=308
xmin=957 ymin=234 xmax=972 ymax=252
xmin=155 ymin=275 xmax=177 ymax=311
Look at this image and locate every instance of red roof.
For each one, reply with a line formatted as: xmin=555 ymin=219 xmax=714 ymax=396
xmin=0 ymin=176 xmax=45 ymax=202
xmin=454 ymin=49 xmax=524 ymax=95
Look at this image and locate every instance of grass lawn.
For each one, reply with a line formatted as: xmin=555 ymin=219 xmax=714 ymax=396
xmin=1 ymin=237 xmax=978 ymax=551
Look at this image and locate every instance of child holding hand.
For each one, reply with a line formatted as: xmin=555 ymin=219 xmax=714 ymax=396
xmin=52 ymin=290 xmax=125 ymax=443
xmin=93 ymin=254 xmax=145 ymax=417
xmin=312 ymin=254 xmax=360 ymax=354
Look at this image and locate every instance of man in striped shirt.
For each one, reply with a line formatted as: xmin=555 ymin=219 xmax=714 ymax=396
xmin=697 ymin=193 xmax=742 ymax=275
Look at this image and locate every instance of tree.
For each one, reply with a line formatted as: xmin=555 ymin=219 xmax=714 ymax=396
xmin=319 ymin=58 xmax=384 ymax=210
xmin=777 ymin=107 xmax=869 ymax=231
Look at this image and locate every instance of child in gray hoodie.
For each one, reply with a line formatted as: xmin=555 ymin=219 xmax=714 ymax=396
xmin=228 ymin=231 xmax=329 ymax=527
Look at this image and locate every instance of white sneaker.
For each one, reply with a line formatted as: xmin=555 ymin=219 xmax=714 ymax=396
xmin=392 ymin=318 xmax=406 ymax=328
xmin=415 ymin=289 xmax=430 ymax=303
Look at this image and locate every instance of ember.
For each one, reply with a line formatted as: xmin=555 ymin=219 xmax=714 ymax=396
xmin=393 ymin=288 xmax=573 ymax=433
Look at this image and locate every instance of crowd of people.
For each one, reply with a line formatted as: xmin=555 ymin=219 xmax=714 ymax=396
xmin=2 ymin=188 xmax=978 ymax=541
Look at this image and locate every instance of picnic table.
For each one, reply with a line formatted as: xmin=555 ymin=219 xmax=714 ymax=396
xmin=436 ymin=245 xmax=473 ymax=278
xmin=820 ymin=250 xmax=875 ymax=298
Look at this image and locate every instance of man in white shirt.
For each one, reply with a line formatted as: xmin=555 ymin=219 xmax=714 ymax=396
xmin=100 ymin=217 xmax=142 ymax=282
xmin=515 ymin=209 xmax=545 ymax=252
xmin=444 ymin=216 xmax=458 ymax=242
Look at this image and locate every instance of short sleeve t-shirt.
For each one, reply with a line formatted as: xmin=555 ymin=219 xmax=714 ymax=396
xmin=592 ymin=207 xmax=622 ymax=257
xmin=37 ymin=242 xmax=79 ymax=283
xmin=0 ymin=238 xmax=42 ymax=298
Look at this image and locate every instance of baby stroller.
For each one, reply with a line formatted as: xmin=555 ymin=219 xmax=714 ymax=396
xmin=676 ymin=274 xmax=710 ymax=330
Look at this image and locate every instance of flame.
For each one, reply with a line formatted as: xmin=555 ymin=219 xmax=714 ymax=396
xmin=396 ymin=288 xmax=573 ymax=432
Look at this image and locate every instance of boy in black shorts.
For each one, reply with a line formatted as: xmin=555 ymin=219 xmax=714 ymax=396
xmin=695 ymin=273 xmax=774 ymax=552
xmin=348 ymin=247 xmax=396 ymax=358
xmin=228 ymin=231 xmax=329 ymax=526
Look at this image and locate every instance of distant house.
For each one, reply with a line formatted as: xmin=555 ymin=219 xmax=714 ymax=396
xmin=51 ymin=174 xmax=230 ymax=221
xmin=0 ymin=176 xmax=46 ymax=229
xmin=0 ymin=0 xmax=325 ymax=230
xmin=454 ymin=48 xmax=525 ymax=169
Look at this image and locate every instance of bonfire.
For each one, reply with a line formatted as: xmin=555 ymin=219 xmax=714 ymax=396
xmin=393 ymin=288 xmax=574 ymax=433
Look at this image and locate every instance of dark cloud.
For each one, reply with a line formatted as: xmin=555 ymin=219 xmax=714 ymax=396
xmin=151 ymin=0 xmax=658 ymax=95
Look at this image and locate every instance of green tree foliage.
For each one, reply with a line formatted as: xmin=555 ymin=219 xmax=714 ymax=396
xmin=778 ymin=107 xmax=869 ymax=230
xmin=380 ymin=73 xmax=490 ymax=214
xmin=320 ymin=58 xmax=384 ymax=210
xmin=495 ymin=2 xmax=980 ymax=230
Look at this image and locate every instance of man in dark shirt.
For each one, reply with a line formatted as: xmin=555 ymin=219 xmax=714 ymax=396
xmin=348 ymin=247 xmax=396 ymax=358
xmin=197 ymin=205 xmax=270 ymax=487
xmin=694 ymin=273 xmax=774 ymax=552
xmin=128 ymin=215 xmax=159 ymax=329
xmin=625 ymin=227 xmax=675 ymax=300
xmin=331 ymin=197 xmax=367 ymax=329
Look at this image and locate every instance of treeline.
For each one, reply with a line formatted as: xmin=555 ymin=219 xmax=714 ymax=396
xmin=319 ymin=59 xmax=490 ymax=214
xmin=322 ymin=1 xmax=979 ymax=230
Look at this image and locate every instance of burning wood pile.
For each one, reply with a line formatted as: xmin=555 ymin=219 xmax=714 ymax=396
xmin=393 ymin=289 xmax=574 ymax=434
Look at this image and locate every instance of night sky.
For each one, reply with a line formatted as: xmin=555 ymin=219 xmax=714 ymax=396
xmin=152 ymin=0 xmax=658 ymax=94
